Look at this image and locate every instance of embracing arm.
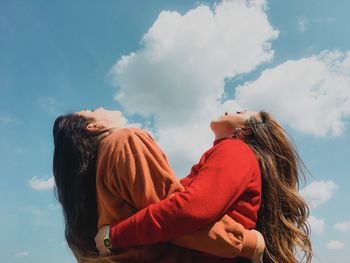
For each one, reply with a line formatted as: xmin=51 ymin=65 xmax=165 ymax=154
xmin=105 ymin=137 xmax=257 ymax=255
xmin=172 ymin=214 xmax=260 ymax=259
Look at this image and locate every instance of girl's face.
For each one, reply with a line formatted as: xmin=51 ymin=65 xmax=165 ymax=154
xmin=210 ymin=110 xmax=259 ymax=136
xmin=77 ymin=107 xmax=123 ymax=131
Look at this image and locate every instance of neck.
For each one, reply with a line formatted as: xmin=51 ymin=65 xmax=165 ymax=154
xmin=214 ymin=132 xmax=232 ymax=141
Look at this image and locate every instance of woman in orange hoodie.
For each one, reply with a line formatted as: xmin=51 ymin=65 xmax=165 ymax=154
xmin=53 ymin=108 xmax=264 ymax=263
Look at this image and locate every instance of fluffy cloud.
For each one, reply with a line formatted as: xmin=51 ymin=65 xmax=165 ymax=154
xmin=326 ymin=240 xmax=345 ymax=250
xmin=29 ymin=176 xmax=55 ymax=191
xmin=110 ymin=0 xmax=278 ymax=174
xmin=300 ymin=180 xmax=338 ymax=208
xmin=231 ymin=50 xmax=350 ymax=136
xmin=308 ymin=215 xmax=325 ymax=235
xmin=334 ymin=220 xmax=350 ymax=232
xmin=112 ymin=0 xmax=277 ymax=124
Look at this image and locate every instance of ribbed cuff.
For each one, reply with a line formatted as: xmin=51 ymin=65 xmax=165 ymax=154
xmin=239 ymin=229 xmax=257 ymax=258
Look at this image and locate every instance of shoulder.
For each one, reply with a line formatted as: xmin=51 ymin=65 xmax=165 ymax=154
xmin=99 ymin=127 xmax=153 ymax=152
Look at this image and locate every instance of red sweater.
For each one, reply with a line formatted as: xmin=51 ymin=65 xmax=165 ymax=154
xmin=110 ymin=137 xmax=261 ymax=250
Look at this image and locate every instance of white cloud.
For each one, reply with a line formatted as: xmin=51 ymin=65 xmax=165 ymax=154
xmin=326 ymin=240 xmax=345 ymax=250
xmin=13 ymin=251 xmax=29 ymax=258
xmin=110 ymin=0 xmax=278 ymax=175
xmin=297 ymin=16 xmax=336 ymax=33
xmin=308 ymin=215 xmax=325 ymax=235
xmin=232 ymin=50 xmax=350 ymax=136
xmin=29 ymin=176 xmax=55 ymax=191
xmin=300 ymin=180 xmax=338 ymax=208
xmin=334 ymin=220 xmax=350 ymax=232
xmin=121 ymin=116 xmax=142 ymax=128
xmin=112 ymin=0 xmax=278 ymax=123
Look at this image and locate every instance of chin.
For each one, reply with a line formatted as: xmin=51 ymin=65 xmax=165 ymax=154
xmin=210 ymin=121 xmax=218 ymax=133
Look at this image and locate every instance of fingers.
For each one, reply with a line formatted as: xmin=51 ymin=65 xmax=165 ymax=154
xmin=251 ymin=229 xmax=265 ymax=263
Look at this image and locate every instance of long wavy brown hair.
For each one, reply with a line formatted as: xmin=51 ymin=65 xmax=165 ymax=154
xmin=239 ymin=111 xmax=312 ymax=263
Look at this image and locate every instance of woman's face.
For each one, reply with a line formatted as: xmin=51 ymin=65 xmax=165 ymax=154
xmin=210 ymin=110 xmax=259 ymax=136
xmin=77 ymin=107 xmax=123 ymax=131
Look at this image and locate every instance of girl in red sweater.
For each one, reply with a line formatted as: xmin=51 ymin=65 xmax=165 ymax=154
xmin=95 ymin=110 xmax=312 ymax=263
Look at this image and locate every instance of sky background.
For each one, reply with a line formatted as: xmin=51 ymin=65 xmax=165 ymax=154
xmin=1 ymin=0 xmax=350 ymax=262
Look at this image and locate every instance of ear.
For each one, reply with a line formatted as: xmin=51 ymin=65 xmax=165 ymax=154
xmin=241 ymin=126 xmax=252 ymax=136
xmin=86 ymin=122 xmax=100 ymax=132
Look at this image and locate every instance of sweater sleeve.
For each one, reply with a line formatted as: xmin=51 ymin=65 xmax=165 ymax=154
xmin=110 ymin=139 xmax=255 ymax=248
xmin=110 ymin=130 xmax=185 ymax=211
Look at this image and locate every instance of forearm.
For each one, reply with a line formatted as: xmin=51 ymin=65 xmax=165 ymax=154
xmin=171 ymin=215 xmax=257 ymax=259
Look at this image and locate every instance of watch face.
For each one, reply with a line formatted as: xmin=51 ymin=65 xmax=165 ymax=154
xmin=104 ymin=239 xmax=111 ymax=248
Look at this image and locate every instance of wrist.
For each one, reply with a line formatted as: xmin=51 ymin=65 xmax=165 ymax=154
xmin=103 ymin=225 xmax=112 ymax=249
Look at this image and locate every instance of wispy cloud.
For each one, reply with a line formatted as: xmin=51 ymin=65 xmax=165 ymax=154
xmin=0 ymin=115 xmax=21 ymax=125
xmin=326 ymin=240 xmax=345 ymax=250
xmin=29 ymin=176 xmax=55 ymax=191
xmin=335 ymin=220 xmax=350 ymax=232
xmin=313 ymin=16 xmax=336 ymax=24
xmin=37 ymin=97 xmax=62 ymax=116
xmin=300 ymin=180 xmax=338 ymax=208
xmin=297 ymin=17 xmax=309 ymax=32
xmin=47 ymin=202 xmax=60 ymax=210
xmin=308 ymin=215 xmax=325 ymax=235
xmin=297 ymin=16 xmax=336 ymax=32
xmin=13 ymin=251 xmax=29 ymax=258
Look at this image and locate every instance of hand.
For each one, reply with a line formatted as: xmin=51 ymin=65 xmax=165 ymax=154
xmin=95 ymin=225 xmax=111 ymax=255
xmin=251 ymin=230 xmax=265 ymax=263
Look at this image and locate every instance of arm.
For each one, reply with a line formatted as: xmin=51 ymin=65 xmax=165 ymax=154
xmin=172 ymin=215 xmax=260 ymax=259
xmin=108 ymin=139 xmax=255 ymax=248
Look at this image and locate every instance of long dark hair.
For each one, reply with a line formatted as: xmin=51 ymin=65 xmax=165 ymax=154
xmin=53 ymin=113 xmax=110 ymax=258
xmin=239 ymin=111 xmax=312 ymax=263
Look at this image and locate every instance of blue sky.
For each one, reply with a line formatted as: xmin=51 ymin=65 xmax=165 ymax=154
xmin=1 ymin=0 xmax=349 ymax=262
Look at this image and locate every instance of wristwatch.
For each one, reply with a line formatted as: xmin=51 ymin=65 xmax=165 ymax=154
xmin=103 ymin=225 xmax=112 ymax=250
